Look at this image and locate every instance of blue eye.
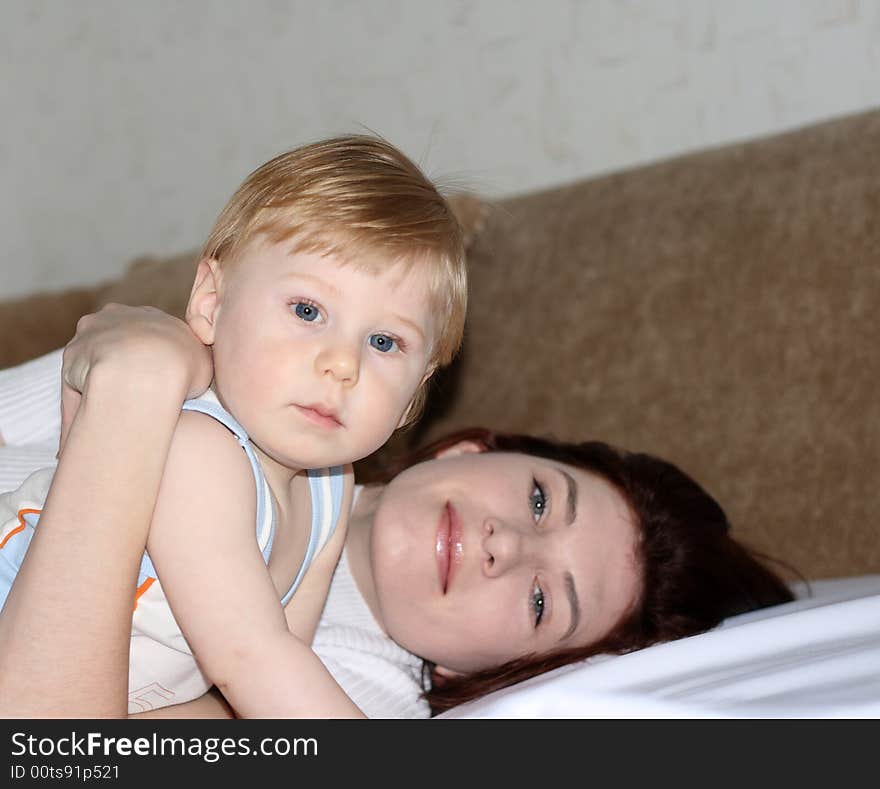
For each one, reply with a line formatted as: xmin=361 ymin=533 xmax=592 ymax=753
xmin=529 ymin=479 xmax=547 ymax=522
xmin=531 ymin=579 xmax=545 ymax=627
xmin=369 ymin=334 xmax=399 ymax=353
xmin=292 ymin=301 xmax=322 ymax=323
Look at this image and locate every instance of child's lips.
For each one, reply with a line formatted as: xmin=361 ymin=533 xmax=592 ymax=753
xmin=294 ymin=403 xmax=343 ymax=429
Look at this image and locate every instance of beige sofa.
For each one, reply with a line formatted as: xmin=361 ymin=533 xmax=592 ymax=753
xmin=3 ymin=109 xmax=879 ymax=581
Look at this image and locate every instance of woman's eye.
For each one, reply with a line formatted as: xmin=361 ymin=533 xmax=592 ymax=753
xmin=529 ymin=479 xmax=547 ymax=523
xmin=530 ymin=579 xmax=545 ymax=627
xmin=292 ymin=301 xmax=322 ymax=323
xmin=369 ymin=334 xmax=399 ymax=353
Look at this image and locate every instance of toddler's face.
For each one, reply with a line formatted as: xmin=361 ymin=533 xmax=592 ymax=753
xmin=193 ymin=237 xmax=436 ymax=473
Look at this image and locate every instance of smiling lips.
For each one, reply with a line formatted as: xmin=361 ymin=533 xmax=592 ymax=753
xmin=294 ymin=403 xmax=343 ymax=429
xmin=436 ymin=502 xmax=463 ymax=594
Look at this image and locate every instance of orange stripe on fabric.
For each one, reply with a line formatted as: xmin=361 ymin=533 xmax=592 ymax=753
xmin=0 ymin=508 xmax=42 ymax=549
xmin=133 ymin=577 xmax=156 ymax=611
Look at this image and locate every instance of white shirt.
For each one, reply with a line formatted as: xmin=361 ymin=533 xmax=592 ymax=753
xmin=317 ymin=545 xmax=430 ymax=719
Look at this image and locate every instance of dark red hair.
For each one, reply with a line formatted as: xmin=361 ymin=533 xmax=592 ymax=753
xmin=361 ymin=427 xmax=796 ymax=715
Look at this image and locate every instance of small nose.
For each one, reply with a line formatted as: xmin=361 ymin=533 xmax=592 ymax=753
xmin=316 ymin=341 xmax=360 ymax=385
xmin=481 ymin=518 xmax=527 ymax=577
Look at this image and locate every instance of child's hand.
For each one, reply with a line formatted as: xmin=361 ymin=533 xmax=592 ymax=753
xmin=58 ymin=304 xmax=213 ymax=455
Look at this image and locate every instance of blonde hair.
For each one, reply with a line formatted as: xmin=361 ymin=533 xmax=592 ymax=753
xmin=201 ymin=136 xmax=467 ymax=388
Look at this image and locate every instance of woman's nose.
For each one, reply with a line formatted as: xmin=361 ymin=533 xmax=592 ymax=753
xmin=481 ymin=518 xmax=527 ymax=577
xmin=315 ymin=341 xmax=360 ymax=385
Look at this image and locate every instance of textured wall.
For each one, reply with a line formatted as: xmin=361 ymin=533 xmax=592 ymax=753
xmin=2 ymin=0 xmax=879 ymax=298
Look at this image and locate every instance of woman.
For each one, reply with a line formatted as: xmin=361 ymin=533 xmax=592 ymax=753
xmin=0 ymin=307 xmax=794 ymax=718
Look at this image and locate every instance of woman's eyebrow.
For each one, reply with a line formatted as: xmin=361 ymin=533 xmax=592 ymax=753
xmin=557 ymin=468 xmax=581 ymax=641
xmin=560 ymin=571 xmax=581 ymax=642
xmin=560 ymin=469 xmax=577 ymax=526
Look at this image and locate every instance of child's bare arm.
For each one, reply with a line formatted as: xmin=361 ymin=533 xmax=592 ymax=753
xmin=283 ymin=464 xmax=354 ymax=644
xmin=148 ymin=414 xmax=365 ymax=718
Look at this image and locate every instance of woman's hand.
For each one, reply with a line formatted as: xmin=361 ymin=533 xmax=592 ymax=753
xmin=59 ymin=304 xmax=213 ymax=454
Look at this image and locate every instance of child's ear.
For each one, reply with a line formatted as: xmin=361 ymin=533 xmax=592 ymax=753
xmin=186 ymin=258 xmax=223 ymax=345
xmin=396 ymin=397 xmax=418 ymax=429
xmin=395 ymin=364 xmax=438 ymax=429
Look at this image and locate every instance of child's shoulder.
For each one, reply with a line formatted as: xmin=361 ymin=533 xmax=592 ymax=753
xmin=166 ymin=409 xmax=256 ymax=494
xmin=173 ymin=407 xmax=249 ymax=453
xmin=145 ymin=408 xmax=259 ymax=556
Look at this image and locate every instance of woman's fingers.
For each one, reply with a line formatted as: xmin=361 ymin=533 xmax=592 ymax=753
xmin=57 ymin=381 xmax=81 ymax=458
xmin=60 ymin=303 xmax=214 ymax=404
xmin=58 ymin=331 xmax=89 ymax=458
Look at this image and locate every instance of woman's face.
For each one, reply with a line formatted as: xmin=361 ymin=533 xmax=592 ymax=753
xmin=368 ymin=445 xmax=641 ymax=676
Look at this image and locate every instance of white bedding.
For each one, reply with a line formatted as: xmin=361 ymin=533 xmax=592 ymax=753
xmin=439 ymin=575 xmax=880 ymax=718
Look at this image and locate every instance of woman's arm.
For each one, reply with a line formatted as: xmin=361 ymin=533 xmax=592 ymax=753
xmin=0 ymin=306 xmax=212 ymax=718
xmin=0 ymin=366 xmax=187 ymax=717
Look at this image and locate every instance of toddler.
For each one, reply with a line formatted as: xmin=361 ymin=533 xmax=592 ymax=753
xmin=0 ymin=135 xmax=467 ymax=716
